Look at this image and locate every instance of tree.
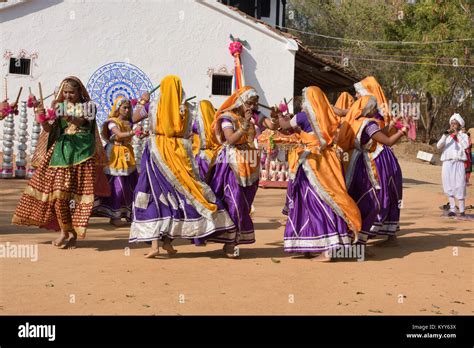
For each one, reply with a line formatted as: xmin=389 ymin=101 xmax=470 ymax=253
xmin=287 ymin=0 xmax=473 ymax=142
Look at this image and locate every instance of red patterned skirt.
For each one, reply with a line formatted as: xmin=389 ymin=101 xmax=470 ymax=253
xmin=12 ymin=144 xmax=96 ymax=238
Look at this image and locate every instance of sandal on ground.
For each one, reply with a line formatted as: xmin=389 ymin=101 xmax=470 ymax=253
xmin=223 ymin=244 xmax=239 ymax=259
xmin=52 ymin=235 xmax=68 ymax=248
xmin=59 ymin=237 xmax=77 ymax=250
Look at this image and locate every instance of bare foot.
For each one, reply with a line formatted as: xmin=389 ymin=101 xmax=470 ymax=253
xmin=145 ymin=248 xmax=160 ymax=258
xmin=375 ymin=236 xmax=398 ymax=248
xmin=52 ymin=234 xmax=68 ymax=247
xmin=110 ymin=219 xmax=127 ymax=227
xmin=60 ymin=236 xmax=77 ymax=249
xmin=162 ymin=242 xmax=177 ymax=255
xmin=313 ymin=252 xmax=332 ymax=262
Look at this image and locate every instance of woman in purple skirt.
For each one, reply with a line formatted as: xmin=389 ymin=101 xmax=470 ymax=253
xmin=340 ymin=95 xmax=409 ymax=246
xmin=93 ymin=96 xmax=140 ymax=226
xmin=278 ymin=86 xmax=362 ymax=261
xmin=195 ymin=86 xmax=263 ymax=258
xmin=129 ymin=75 xmax=236 ymax=258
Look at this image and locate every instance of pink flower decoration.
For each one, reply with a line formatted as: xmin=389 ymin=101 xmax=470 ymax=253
xmin=134 ymin=129 xmax=143 ymax=137
xmin=278 ymin=103 xmax=288 ymax=113
xmin=37 ymin=113 xmax=46 ymax=123
xmin=4 ymin=104 xmax=13 ymax=115
xmin=229 ymin=41 xmax=243 ymax=56
xmin=46 ymin=108 xmax=57 ymax=121
xmin=27 ymin=95 xmax=39 ymax=108
xmin=130 ymin=99 xmax=138 ymax=107
xmin=394 ymin=120 xmax=404 ymax=130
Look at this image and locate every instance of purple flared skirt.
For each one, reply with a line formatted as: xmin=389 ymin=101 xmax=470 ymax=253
xmin=129 ymin=144 xmax=236 ymax=242
xmin=197 ymin=147 xmax=258 ymax=245
xmin=195 ymin=155 xmax=210 ymax=181
xmin=347 ymin=146 xmax=402 ymax=243
xmin=93 ymin=171 xmax=138 ymax=221
xmin=283 ymin=165 xmax=353 ymax=253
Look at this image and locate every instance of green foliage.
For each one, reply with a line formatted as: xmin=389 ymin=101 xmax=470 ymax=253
xmin=287 ymin=0 xmax=473 ymax=141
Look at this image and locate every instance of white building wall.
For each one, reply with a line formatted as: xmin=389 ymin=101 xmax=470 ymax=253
xmin=0 ymin=0 xmax=297 ymax=154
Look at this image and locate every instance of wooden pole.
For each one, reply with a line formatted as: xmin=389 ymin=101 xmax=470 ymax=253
xmin=38 ymin=82 xmax=43 ymax=103
xmin=14 ymin=87 xmax=23 ymax=104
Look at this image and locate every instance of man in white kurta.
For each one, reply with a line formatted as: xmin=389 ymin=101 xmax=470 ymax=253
xmin=437 ymin=113 xmax=469 ymax=217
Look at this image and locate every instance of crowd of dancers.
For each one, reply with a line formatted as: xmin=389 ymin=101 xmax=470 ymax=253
xmin=9 ymin=73 xmax=468 ymax=260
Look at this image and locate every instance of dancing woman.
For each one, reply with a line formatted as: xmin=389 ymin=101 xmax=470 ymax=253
xmin=12 ymin=76 xmax=108 ymax=248
xmin=338 ymin=95 xmax=409 ymax=246
xmin=93 ymin=96 xmax=141 ymax=226
xmin=200 ymin=86 xmax=273 ymax=257
xmin=278 ymin=86 xmax=361 ymax=260
xmin=129 ymin=75 xmax=236 ymax=258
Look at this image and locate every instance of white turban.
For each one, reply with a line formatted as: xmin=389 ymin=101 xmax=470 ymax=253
xmin=450 ymin=113 xmax=465 ymax=128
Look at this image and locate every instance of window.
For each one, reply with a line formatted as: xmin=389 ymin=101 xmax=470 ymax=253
xmin=212 ymin=75 xmax=233 ymax=96
xmin=9 ymin=58 xmax=31 ymax=75
xmin=229 ymin=0 xmax=255 ymax=16
xmin=259 ymin=0 xmax=271 ymax=17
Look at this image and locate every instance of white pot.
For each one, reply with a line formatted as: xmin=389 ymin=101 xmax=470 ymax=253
xmin=3 ymin=148 xmax=13 ymax=156
xmin=2 ymin=155 xmax=13 ymax=162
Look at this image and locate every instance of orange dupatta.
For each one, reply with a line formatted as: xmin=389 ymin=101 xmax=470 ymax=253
xmin=354 ymin=76 xmax=392 ymax=127
xmin=335 ymin=92 xmax=354 ymax=110
xmin=338 ymin=95 xmax=385 ymax=191
xmin=289 ymin=86 xmax=361 ymax=234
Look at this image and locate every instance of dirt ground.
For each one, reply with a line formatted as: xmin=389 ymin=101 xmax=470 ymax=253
xmin=0 ymin=158 xmax=472 ymax=315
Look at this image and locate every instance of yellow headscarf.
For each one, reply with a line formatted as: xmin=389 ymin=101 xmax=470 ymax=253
xmin=335 ymin=92 xmax=354 ymax=110
xmin=289 ymin=86 xmax=362 ymax=234
xmin=101 ymin=96 xmax=132 ymax=142
xmin=354 ymin=76 xmax=391 ymax=125
xmin=193 ymin=100 xmax=221 ymax=162
xmin=150 ymin=75 xmax=219 ymax=217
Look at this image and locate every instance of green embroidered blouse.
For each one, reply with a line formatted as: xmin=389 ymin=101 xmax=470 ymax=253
xmin=48 ymin=118 xmax=96 ymax=167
